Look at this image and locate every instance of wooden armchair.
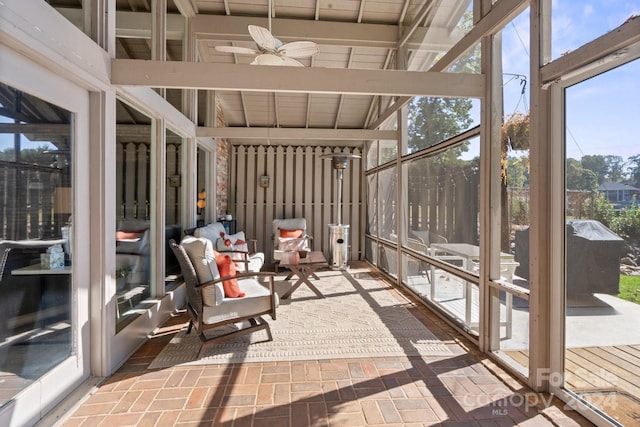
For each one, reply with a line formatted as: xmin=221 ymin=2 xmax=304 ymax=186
xmin=272 ymin=218 xmax=313 ymax=271
xmin=169 ymin=238 xmax=278 ymax=358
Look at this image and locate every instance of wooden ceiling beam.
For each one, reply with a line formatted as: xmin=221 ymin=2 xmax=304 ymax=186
xmin=111 ymin=59 xmax=484 ymax=98
xmin=196 ymin=126 xmax=397 ymax=141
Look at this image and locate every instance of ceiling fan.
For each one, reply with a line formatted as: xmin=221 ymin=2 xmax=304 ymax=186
xmin=214 ymin=1 xmax=318 ymax=66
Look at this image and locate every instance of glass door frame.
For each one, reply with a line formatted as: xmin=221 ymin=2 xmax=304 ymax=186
xmin=548 ymin=34 xmax=640 ymax=427
xmin=0 ymin=44 xmax=91 ymax=426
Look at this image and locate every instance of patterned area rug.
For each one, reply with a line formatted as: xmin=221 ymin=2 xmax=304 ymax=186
xmin=149 ymin=265 xmax=451 ymax=368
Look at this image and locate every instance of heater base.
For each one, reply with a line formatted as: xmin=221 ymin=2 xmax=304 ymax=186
xmin=328 ymin=224 xmax=349 ymax=270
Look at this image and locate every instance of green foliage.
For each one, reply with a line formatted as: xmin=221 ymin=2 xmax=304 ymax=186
xmin=614 ymin=196 xmax=640 ymax=241
xmin=581 ymin=155 xmax=609 ymax=184
xmin=628 ymin=154 xmax=640 ymax=188
xmin=566 ymin=158 xmax=598 ymax=191
xmin=0 ymin=145 xmax=56 ymax=165
xmin=512 ymin=198 xmax=529 ymax=225
xmin=407 ymin=97 xmax=474 ymax=152
xmin=502 ymin=112 xmax=530 ymax=151
xmin=618 ymin=275 xmax=640 ymax=305
xmin=506 ymin=156 xmax=528 ymax=188
xmin=592 ymin=195 xmax=640 ymax=241
xmin=605 ymin=155 xmax=625 ymax=182
xmin=593 ymin=194 xmax=616 ymax=228
xmin=406 ymin=9 xmax=478 ymax=156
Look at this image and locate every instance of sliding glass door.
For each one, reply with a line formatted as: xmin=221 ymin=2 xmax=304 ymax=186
xmin=0 ymin=47 xmax=90 ymax=426
xmin=560 ymin=58 xmax=640 ymax=426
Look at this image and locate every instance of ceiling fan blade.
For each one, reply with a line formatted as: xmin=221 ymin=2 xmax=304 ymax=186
xmin=279 ymin=56 xmax=306 ymax=67
xmin=248 ymin=25 xmax=277 ymax=51
xmin=277 ymin=41 xmax=319 ymax=59
xmin=214 ymin=45 xmax=258 ymax=55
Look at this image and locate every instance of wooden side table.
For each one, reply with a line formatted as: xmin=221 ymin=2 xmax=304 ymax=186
xmin=279 ymin=251 xmax=328 ymax=299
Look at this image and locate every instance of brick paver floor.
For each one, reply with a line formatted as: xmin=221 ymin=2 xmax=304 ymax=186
xmin=57 ymin=269 xmax=594 ymax=426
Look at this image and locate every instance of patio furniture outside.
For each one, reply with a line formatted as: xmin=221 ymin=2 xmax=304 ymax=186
xmin=430 ymin=243 xmax=517 ymax=338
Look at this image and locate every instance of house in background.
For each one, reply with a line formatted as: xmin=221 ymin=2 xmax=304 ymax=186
xmin=599 ymin=182 xmax=640 ymax=208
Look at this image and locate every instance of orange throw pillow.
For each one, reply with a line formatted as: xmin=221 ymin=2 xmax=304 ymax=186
xmin=216 ymin=254 xmax=245 ymax=298
xmin=115 ymin=230 xmax=145 ymax=241
xmin=279 ymin=228 xmax=304 ymax=238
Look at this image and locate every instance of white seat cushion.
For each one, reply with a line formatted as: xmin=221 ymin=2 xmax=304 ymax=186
xmin=201 ymin=278 xmax=278 ymax=324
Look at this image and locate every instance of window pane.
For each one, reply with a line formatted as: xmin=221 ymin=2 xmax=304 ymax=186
xmin=402 ymin=3 xmax=474 ymax=72
xmin=115 ymin=98 xmax=153 ymax=327
xmin=551 ymin=1 xmax=638 ymax=61
xmin=494 ymin=8 xmax=532 ymax=369
xmin=379 ymin=140 xmax=397 ymax=165
xmin=366 ymin=174 xmax=378 ymax=236
xmin=563 ymin=58 xmax=640 ymax=422
xmin=165 ymin=128 xmax=182 ymax=291
xmin=405 ymin=137 xmax=480 ymax=260
xmin=401 ymin=136 xmax=481 ymax=337
xmin=378 ymin=167 xmax=397 ymax=242
xmin=365 ymin=140 xmax=378 ymax=170
xmin=408 ymin=97 xmax=479 ymax=153
xmin=0 ymin=83 xmax=73 ymax=404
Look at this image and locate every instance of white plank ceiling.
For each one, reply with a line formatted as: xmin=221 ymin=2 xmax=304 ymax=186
xmin=51 ymin=0 xmax=474 ymax=146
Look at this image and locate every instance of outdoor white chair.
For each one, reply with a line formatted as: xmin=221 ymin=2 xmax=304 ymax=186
xmin=169 ymin=237 xmax=278 ymax=358
xmin=272 ymin=218 xmax=313 ymax=271
xmin=193 ymin=222 xmax=265 ymax=273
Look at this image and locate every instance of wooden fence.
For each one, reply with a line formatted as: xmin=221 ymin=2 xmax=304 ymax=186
xmin=230 ymin=145 xmax=363 ymax=263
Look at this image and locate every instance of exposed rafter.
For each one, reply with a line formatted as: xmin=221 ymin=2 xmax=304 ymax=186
xmin=192 ymin=15 xmax=461 ymax=51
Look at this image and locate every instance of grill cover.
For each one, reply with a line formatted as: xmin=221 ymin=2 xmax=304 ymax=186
xmin=515 ymin=220 xmax=623 ymax=295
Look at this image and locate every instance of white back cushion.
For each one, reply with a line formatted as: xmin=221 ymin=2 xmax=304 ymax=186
xmin=194 ymin=222 xmax=226 ymax=242
xmin=180 ymin=236 xmax=222 ymax=306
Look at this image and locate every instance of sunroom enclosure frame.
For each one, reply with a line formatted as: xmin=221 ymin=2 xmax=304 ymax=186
xmin=1 ymin=0 xmax=640 ymax=426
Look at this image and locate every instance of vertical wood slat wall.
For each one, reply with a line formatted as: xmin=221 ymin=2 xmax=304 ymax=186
xmin=230 ymin=145 xmax=362 ymax=264
xmin=116 ymin=141 xmax=181 ymax=226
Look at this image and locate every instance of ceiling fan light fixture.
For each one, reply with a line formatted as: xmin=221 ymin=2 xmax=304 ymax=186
xmin=214 ymin=22 xmax=318 ymax=67
xmin=251 ymin=54 xmax=288 ymax=66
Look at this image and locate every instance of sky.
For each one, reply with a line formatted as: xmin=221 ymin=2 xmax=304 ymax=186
xmin=502 ymin=1 xmax=640 ymax=164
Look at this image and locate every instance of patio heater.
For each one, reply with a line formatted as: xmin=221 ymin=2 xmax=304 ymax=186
xmin=322 ymin=153 xmax=361 ymax=270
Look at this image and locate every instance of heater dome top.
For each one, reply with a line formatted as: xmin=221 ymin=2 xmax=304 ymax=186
xmin=320 ymin=153 xmax=361 ymax=169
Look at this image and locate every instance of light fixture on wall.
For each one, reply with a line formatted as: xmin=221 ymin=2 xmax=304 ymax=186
xmin=197 ymin=189 xmax=206 ymax=226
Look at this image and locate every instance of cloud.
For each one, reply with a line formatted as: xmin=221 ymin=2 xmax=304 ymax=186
xmin=582 ymin=5 xmax=595 ymax=18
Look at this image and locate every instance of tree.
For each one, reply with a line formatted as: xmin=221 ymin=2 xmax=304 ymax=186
xmin=627 ymin=154 xmax=640 ymax=187
xmin=581 ymin=155 xmax=608 ymax=184
xmin=566 ymin=158 xmax=598 ymax=191
xmin=406 ymin=10 xmax=478 ymax=154
xmin=507 ymin=155 xmax=528 ymax=188
xmin=604 ymin=155 xmax=625 ymax=182
xmin=407 ymin=97 xmax=474 ymax=152
xmin=566 ymin=158 xmax=583 ymax=190
xmin=0 ymin=145 xmax=55 ymax=165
